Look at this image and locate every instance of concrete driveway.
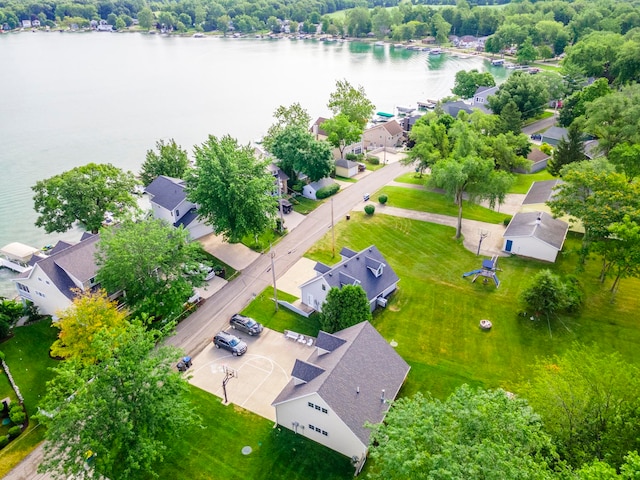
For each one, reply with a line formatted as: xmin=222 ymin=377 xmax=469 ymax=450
xmin=198 ymin=233 xmax=261 ymax=270
xmin=187 ymin=327 xmax=313 ymax=421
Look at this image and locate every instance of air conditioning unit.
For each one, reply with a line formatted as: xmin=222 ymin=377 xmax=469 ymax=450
xmin=377 ymin=297 xmax=388 ymax=307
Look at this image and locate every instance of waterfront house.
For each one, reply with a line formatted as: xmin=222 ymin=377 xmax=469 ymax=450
xmin=361 ymin=120 xmax=404 ymax=150
xmin=299 ymin=245 xmax=399 ymax=313
xmin=472 ymin=85 xmax=498 ymax=111
xmin=272 ymin=321 xmax=410 ymax=469
xmin=145 ymin=176 xmax=213 ymax=240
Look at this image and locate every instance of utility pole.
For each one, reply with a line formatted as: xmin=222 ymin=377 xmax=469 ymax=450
xmin=277 ymin=180 xmax=284 ymax=234
xmin=331 ymin=197 xmax=335 ymax=258
xmin=270 ymin=244 xmax=278 ymax=312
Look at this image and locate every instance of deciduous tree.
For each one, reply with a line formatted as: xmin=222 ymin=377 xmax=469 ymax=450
xmin=488 ymin=71 xmax=549 ymax=119
xmin=38 ymin=322 xmax=199 ymax=480
xmin=32 ymin=163 xmax=138 ymax=234
xmin=452 ymin=69 xmax=496 ymax=99
xmin=368 ymin=385 xmax=557 ymax=480
xmin=50 ymin=289 xmax=129 ymax=365
xmin=319 ymin=285 xmax=371 ymax=333
xmin=139 ymin=138 xmax=190 ymax=186
xmin=262 ymin=102 xmax=311 ymax=152
xmin=186 ymin=135 xmax=277 ymax=242
xmin=321 ymin=113 xmax=363 ymax=159
xmin=96 ymin=219 xmax=206 ymax=319
xmin=270 ymin=126 xmax=333 ymax=182
xmin=327 ymin=79 xmax=375 ymax=128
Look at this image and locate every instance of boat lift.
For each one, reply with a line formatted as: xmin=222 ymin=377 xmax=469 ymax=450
xmin=462 ymin=255 xmax=501 ymax=288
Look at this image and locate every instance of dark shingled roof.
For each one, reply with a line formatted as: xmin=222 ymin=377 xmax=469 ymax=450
xmin=335 ymin=158 xmax=359 ymax=169
xmin=314 ymin=262 xmax=332 ymax=275
xmin=527 ymin=148 xmax=550 ymax=165
xmin=504 ymin=211 xmax=569 ymax=250
xmin=441 ymin=100 xmax=474 ymax=117
xmin=174 ymin=207 xmax=198 ymax=228
xmin=145 ymin=175 xmax=187 ymax=211
xmin=522 ymin=179 xmax=563 ymax=205
xmin=542 ymin=126 xmax=568 ymax=141
xmin=291 ymin=359 xmax=325 ymax=383
xmin=315 ymin=331 xmax=347 ymax=352
xmin=273 ymin=322 xmax=410 ymax=446
xmin=303 ymin=245 xmax=399 ymax=304
xmin=25 ymin=234 xmax=100 ymax=299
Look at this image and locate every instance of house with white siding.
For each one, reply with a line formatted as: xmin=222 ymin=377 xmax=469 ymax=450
xmin=12 ymin=233 xmax=100 ymax=318
xmin=145 ymin=176 xmax=213 ymax=240
xmin=503 ymin=211 xmax=569 ymax=262
xmin=299 ymin=245 xmax=399 ymax=312
xmin=272 ymin=321 xmax=410 ymax=469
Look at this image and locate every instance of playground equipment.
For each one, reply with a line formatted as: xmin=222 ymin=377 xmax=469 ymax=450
xmin=463 ymin=256 xmax=501 ymax=288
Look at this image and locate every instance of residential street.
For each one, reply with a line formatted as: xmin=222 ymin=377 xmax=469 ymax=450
xmin=522 ymin=110 xmax=559 ymax=136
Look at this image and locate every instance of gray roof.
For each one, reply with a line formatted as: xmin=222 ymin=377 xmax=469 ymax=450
xmin=504 ymin=211 xmax=569 ymax=250
xmin=291 ymin=359 xmax=325 ymax=382
xmin=315 ymin=331 xmax=347 ymax=352
xmin=308 ymin=177 xmax=336 ymax=192
xmin=542 ymin=126 xmax=568 ymax=141
xmin=522 ymin=179 xmax=563 ymax=205
xmin=473 ymin=85 xmax=498 ymax=97
xmin=441 ymin=100 xmax=474 ymax=117
xmin=273 ymin=321 xmax=410 ymax=445
xmin=302 ymin=245 xmax=400 ymax=303
xmin=145 ymin=175 xmax=187 ymax=210
xmin=335 ymin=158 xmax=359 ymax=169
xmin=527 ymin=148 xmax=550 ymax=164
xmin=22 ymin=234 xmax=100 ymax=299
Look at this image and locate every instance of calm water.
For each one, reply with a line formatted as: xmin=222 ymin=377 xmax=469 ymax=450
xmin=0 ymin=32 xmax=507 ymax=297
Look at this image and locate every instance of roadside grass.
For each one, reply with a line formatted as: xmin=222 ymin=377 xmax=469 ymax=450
xmin=393 ymin=172 xmax=427 ymax=185
xmin=158 ymin=386 xmax=352 ymax=480
xmin=335 ymin=175 xmax=357 ymax=183
xmin=509 ymin=169 xmax=556 ymax=194
xmin=364 ymin=159 xmax=385 ymax=171
xmin=304 ymin=213 xmax=640 ymax=400
xmin=0 ymin=319 xmax=58 ymax=476
xmin=374 ymin=186 xmax=511 ymax=224
xmin=241 ymin=227 xmax=286 ymax=252
xmin=522 ymin=111 xmax=555 ymax=126
xmin=240 ymin=288 xmax=321 ymax=337
xmin=290 ymin=196 xmax=320 ymax=215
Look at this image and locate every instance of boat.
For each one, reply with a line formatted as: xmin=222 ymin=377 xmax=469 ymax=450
xmin=429 ymin=48 xmax=442 ymax=55
xmin=491 ymin=58 xmax=505 ymax=66
xmin=393 ymin=43 xmax=404 ymax=49
xmin=396 ymin=105 xmax=416 ymax=115
xmin=0 ymin=242 xmax=40 ymax=273
xmin=374 ymin=41 xmax=385 ymax=46
xmin=417 ymin=100 xmax=436 ymax=110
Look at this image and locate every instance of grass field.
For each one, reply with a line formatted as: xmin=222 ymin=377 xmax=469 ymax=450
xmin=305 ymin=213 xmax=640 ymax=399
xmin=374 ymin=185 xmax=511 ymax=224
xmin=509 ymin=169 xmax=556 ymax=194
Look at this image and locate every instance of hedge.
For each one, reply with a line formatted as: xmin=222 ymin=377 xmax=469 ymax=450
xmin=364 ymin=204 xmax=375 ymax=215
xmin=316 ymin=183 xmax=340 ymax=199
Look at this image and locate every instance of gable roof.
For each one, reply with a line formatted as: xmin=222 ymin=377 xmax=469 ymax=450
xmin=504 ymin=211 xmax=569 ymax=250
xmin=441 ymin=100 xmax=474 ymax=117
xmin=144 ymin=175 xmax=187 ymax=210
xmin=311 ymin=117 xmax=329 ymax=137
xmin=527 ymin=148 xmax=551 ymax=165
xmin=335 ymin=158 xmax=359 ymax=169
xmin=301 ymin=245 xmax=399 ymax=302
xmin=522 ymin=179 xmax=563 ymax=205
xmin=542 ymin=126 xmax=568 ymax=141
xmin=308 ymin=177 xmax=336 ymax=192
xmin=474 ymin=85 xmax=499 ymax=97
xmin=381 ymin=119 xmax=403 ymax=136
xmin=18 ymin=234 xmax=100 ymax=299
xmin=273 ymin=321 xmax=410 ymax=445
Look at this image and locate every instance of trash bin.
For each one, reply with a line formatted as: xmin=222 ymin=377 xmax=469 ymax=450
xmin=183 ymin=356 xmax=192 ymax=368
xmin=363 ymin=193 xmax=370 ymax=201
xmin=177 ymin=361 xmax=187 ymax=372
xmin=346 ymin=214 xmax=350 ymax=220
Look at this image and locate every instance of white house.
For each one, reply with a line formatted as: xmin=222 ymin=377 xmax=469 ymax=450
xmin=335 ymin=158 xmax=359 ymax=178
xmin=145 ymin=176 xmax=213 ymax=240
xmin=272 ymin=321 xmax=410 ymax=467
xmin=302 ymin=177 xmax=337 ymax=200
xmin=472 ymin=85 xmax=498 ymax=112
xmin=299 ymin=245 xmax=399 ymax=312
xmin=361 ymin=120 xmax=404 ymax=151
xmin=503 ymin=211 xmax=569 ymax=262
xmin=12 ymin=234 xmax=101 ymax=318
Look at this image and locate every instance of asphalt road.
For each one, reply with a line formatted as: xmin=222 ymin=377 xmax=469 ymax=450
xmin=165 ymin=159 xmax=412 ymax=356
xmin=522 ymin=110 xmax=559 ymax=136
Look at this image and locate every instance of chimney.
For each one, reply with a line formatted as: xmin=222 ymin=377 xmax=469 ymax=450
xmin=535 ymin=213 xmax=542 ymax=225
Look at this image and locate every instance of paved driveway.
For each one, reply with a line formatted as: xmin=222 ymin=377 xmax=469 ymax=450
xmin=188 ymin=327 xmax=313 ymax=421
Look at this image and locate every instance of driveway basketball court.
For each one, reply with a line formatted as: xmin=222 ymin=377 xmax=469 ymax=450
xmin=188 ymin=327 xmax=314 ymax=421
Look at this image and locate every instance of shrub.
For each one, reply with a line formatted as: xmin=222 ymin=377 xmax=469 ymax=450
xmin=291 ymin=182 xmax=303 ymax=193
xmin=563 ymin=275 xmax=584 ymax=312
xmin=540 ymin=143 xmax=553 ymax=155
xmin=9 ymin=406 xmax=25 ymax=425
xmin=503 ymin=216 xmax=512 ymax=227
xmin=8 ymin=426 xmax=21 ymax=439
xmin=345 ymin=153 xmax=358 ymax=161
xmin=0 ymin=436 xmax=8 ymax=449
xmin=368 ymin=156 xmax=380 ymax=165
xmin=378 ymin=194 xmax=388 ymax=204
xmin=316 ymin=183 xmax=340 ymax=199
xmin=364 ymin=204 xmax=375 ymax=215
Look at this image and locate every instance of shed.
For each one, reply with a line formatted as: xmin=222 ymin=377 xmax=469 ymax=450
xmin=503 ymin=211 xmax=569 ymax=262
xmin=335 ymin=158 xmax=359 ymax=178
xmin=541 ymin=126 xmax=568 ymax=146
xmin=302 ymin=178 xmax=337 ymax=200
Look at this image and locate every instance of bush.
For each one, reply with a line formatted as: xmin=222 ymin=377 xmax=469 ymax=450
xmin=0 ymin=436 xmax=8 ymax=449
xmin=364 ymin=204 xmax=375 ymax=215
xmin=9 ymin=406 xmax=25 ymax=425
xmin=367 ymin=156 xmax=380 ymax=165
xmin=316 ymin=183 xmax=340 ymax=199
xmin=503 ymin=216 xmax=512 ymax=227
xmin=378 ymin=194 xmax=388 ymax=204
xmin=291 ymin=182 xmax=303 ymax=193
xmin=345 ymin=153 xmax=358 ymax=161
xmin=540 ymin=143 xmax=553 ymax=155
xmin=563 ymin=275 xmax=584 ymax=312
xmin=8 ymin=425 xmax=21 ymax=439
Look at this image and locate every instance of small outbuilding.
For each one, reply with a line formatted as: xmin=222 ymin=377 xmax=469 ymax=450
xmin=503 ymin=211 xmax=569 ymax=262
xmin=335 ymin=158 xmax=359 ymax=178
xmin=541 ymin=126 xmax=568 ymax=146
xmin=302 ymin=178 xmax=337 ymax=200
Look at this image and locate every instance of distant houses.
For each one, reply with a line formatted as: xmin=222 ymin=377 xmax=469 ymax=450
xmin=272 ymin=321 xmax=410 ymax=467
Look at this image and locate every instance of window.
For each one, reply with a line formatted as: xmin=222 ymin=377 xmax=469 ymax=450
xmin=38 ymin=277 xmax=42 ymax=282
xmin=315 ymin=426 xmax=321 ymax=433
xmin=176 ymin=209 xmax=180 ymax=218
xmin=309 ymin=424 xmax=314 ymax=430
xmin=315 ymin=405 xmax=321 ymax=411
xmin=17 ymin=283 xmax=29 ymax=293
xmin=308 ymin=402 xmax=314 ymax=408
xmin=322 ymin=430 xmax=328 ymax=436
xmin=321 ymin=284 xmax=326 ymax=291
xmin=308 ymin=402 xmax=328 ymax=414
xmin=36 ymin=291 xmax=46 ymax=298
xmin=321 ymin=408 xmax=328 ymax=414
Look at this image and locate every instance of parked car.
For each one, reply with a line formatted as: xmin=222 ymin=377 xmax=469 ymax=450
xmin=212 ymin=331 xmax=248 ymax=356
xmin=229 ymin=314 xmax=264 ymax=336
xmin=530 ymin=133 xmax=542 ymax=140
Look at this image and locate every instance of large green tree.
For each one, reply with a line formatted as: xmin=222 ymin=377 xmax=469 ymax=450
xmin=452 ymin=69 xmax=496 ymax=99
xmin=139 ymin=138 xmax=190 ymax=186
xmin=96 ymin=219 xmax=206 ymax=319
xmin=186 ymin=135 xmax=277 ymax=242
xmin=368 ymin=385 xmax=557 ymax=480
xmin=319 ymin=285 xmax=372 ymax=334
xmin=38 ymin=322 xmax=199 ymax=480
xmin=327 ymin=79 xmax=375 ymax=128
xmin=519 ymin=344 xmax=640 ymax=470
xmin=488 ymin=71 xmax=549 ymax=119
xmin=270 ymin=126 xmax=334 ymax=182
xmin=262 ymin=102 xmax=311 ymax=152
xmin=402 ymin=112 xmax=452 ymax=174
xmin=321 ymin=113 xmax=363 ymax=159
xmin=32 ymin=163 xmax=138 ymax=234
xmin=558 ymin=78 xmax=611 ymax=128
xmin=547 ymin=124 xmax=585 ymax=176
xmin=562 ymin=31 xmax=625 ymax=82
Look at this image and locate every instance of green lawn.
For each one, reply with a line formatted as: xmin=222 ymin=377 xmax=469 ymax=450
xmin=509 ymin=169 xmax=556 ymax=194
xmin=290 ymin=196 xmax=321 ymax=215
xmin=304 ymin=213 xmax=640 ymax=400
xmin=158 ymin=386 xmax=352 ymax=480
xmin=393 ymin=172 xmax=427 ymax=185
xmin=0 ymin=319 xmax=59 ymax=477
xmin=374 ymin=186 xmax=511 ymax=224
xmin=240 ymin=288 xmax=321 ymax=337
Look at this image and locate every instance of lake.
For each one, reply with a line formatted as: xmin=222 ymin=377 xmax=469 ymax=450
xmin=0 ymin=32 xmax=507 ymax=297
